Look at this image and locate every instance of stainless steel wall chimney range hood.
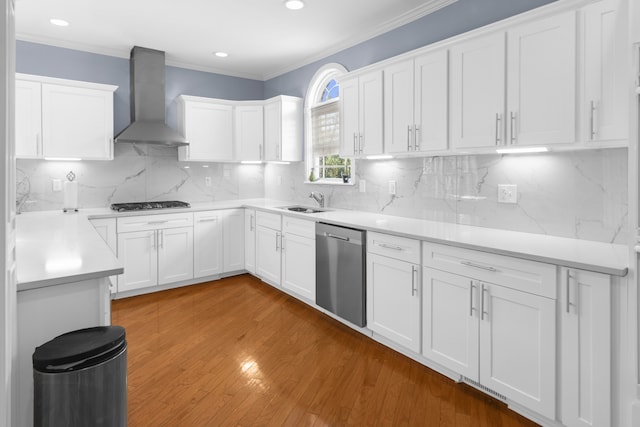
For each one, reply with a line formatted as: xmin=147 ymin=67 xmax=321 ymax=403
xmin=115 ymin=46 xmax=188 ymax=147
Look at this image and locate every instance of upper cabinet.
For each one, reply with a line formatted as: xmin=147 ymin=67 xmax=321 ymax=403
xmin=264 ymin=96 xmax=303 ymax=162
xmin=340 ymin=70 xmax=384 ymax=157
xmin=178 ymin=95 xmax=234 ymax=162
xmin=16 ymin=74 xmax=117 ymax=160
xmin=384 ymin=50 xmax=449 ymax=155
xmin=581 ymin=0 xmax=628 ymax=144
xmin=234 ymin=104 xmax=264 ymax=161
xmin=451 ymin=12 xmax=576 ymax=151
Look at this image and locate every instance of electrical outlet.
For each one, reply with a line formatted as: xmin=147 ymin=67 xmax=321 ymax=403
xmin=388 ymin=180 xmax=396 ymax=195
xmin=205 ymin=176 xmax=212 ymax=187
xmin=498 ymin=184 xmax=517 ymax=204
xmin=52 ymin=179 xmax=62 ymax=192
xmin=359 ymin=179 xmax=366 ymax=193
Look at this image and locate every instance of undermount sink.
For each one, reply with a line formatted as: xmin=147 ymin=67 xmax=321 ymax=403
xmin=278 ymin=205 xmax=329 ymax=214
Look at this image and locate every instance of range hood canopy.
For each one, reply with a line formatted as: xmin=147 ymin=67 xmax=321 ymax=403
xmin=115 ymin=46 xmax=188 ymax=147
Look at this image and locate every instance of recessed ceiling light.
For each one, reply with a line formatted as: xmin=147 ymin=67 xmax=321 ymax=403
xmin=214 ymin=52 xmax=228 ymax=58
xmin=49 ymin=18 xmax=69 ymax=27
xmin=284 ymin=0 xmax=305 ymax=10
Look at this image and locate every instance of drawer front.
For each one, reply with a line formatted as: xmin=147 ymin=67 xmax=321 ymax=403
xmin=368 ymin=231 xmax=420 ymax=264
xmin=256 ymin=211 xmax=281 ymax=231
xmin=194 ymin=210 xmax=221 ymax=223
xmin=283 ymin=216 xmax=315 ymax=239
xmin=117 ymin=212 xmax=194 ymax=233
xmin=422 ymin=242 xmax=556 ymax=298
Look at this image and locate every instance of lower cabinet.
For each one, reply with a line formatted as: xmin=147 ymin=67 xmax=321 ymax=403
xmin=560 ymin=268 xmax=612 ymax=427
xmin=116 ymin=213 xmax=194 ymax=293
xmin=366 ymin=232 xmax=421 ymax=353
xmin=255 ymin=211 xmax=282 ymax=285
xmin=244 ymin=209 xmax=256 ymax=274
xmin=194 ymin=209 xmax=245 ymax=279
xmin=222 ymin=209 xmax=245 ymax=272
xmin=281 ymin=216 xmax=315 ymax=302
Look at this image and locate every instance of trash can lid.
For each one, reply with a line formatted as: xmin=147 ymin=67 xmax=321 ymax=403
xmin=33 ymin=326 xmax=126 ymax=371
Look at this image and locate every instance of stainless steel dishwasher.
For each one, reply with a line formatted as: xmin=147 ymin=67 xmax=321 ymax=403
xmin=316 ymin=222 xmax=366 ymax=327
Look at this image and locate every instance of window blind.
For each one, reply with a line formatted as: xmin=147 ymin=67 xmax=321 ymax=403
xmin=311 ymin=100 xmax=340 ymax=157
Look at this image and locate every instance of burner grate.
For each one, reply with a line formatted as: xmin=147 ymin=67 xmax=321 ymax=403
xmin=110 ymin=201 xmax=191 ymax=212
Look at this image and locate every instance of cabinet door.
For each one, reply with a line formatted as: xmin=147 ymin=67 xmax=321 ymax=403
xmin=41 ymin=83 xmax=114 ymax=160
xmin=244 ymin=209 xmax=256 ymax=274
xmin=506 ymin=12 xmax=576 ymax=146
xmin=15 ymin=80 xmax=42 ymax=159
xmin=367 ymin=253 xmax=420 ymax=353
xmin=414 ymin=49 xmax=449 ymax=153
xmin=339 ymin=76 xmax=360 ymax=157
xmin=193 ymin=212 xmax=223 ymax=278
xmin=282 ymin=232 xmax=315 ymax=302
xmin=255 ymin=226 xmax=281 ymax=286
xmin=157 ymin=227 xmax=194 ymax=285
xmin=384 ymin=60 xmax=414 ymax=154
xmin=117 ymin=230 xmax=158 ymax=292
xmin=263 ymin=99 xmax=281 ymax=161
xmin=583 ymin=0 xmax=627 ymax=143
xmin=235 ymin=105 xmax=264 ymax=161
xmin=422 ymin=268 xmax=479 ymax=380
xmin=450 ymin=32 xmax=506 ymax=150
xmin=181 ymin=101 xmax=233 ymax=161
xmin=359 ymin=70 xmax=384 ymax=156
xmin=479 ymin=283 xmax=556 ymax=419
xmin=561 ymin=269 xmax=611 ymax=427
xmin=222 ymin=209 xmax=245 ymax=273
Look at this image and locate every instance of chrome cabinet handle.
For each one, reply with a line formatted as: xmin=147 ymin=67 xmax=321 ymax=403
xmin=469 ymin=280 xmax=476 ymax=316
xmin=379 ymin=243 xmax=403 ymax=251
xmin=152 ymin=231 xmax=157 ymax=250
xmin=148 ymin=220 xmax=169 ymax=225
xmin=460 ymin=260 xmax=497 ymax=272
xmin=510 ymin=111 xmax=517 ymax=144
xmin=249 ymin=214 xmax=254 ymax=231
xmin=566 ymin=270 xmax=572 ymax=313
xmin=353 ymin=133 xmax=357 ymax=155
xmin=590 ymin=101 xmax=597 ymax=140
xmin=359 ymin=133 xmax=364 ymax=154
xmin=159 ymin=230 xmax=164 ymax=249
xmin=326 ymin=233 xmax=349 ymax=241
xmin=407 ymin=125 xmax=412 ymax=151
xmin=414 ymin=125 xmax=420 ymax=150
xmin=198 ymin=217 xmax=218 ymax=222
xmin=275 ymin=232 xmax=280 ymax=251
xmin=495 ymin=113 xmax=502 ymax=145
xmin=411 ymin=265 xmax=417 ymax=296
xmin=481 ymin=283 xmax=488 ymax=320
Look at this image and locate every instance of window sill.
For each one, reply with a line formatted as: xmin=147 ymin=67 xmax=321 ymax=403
xmin=304 ymin=179 xmax=354 ymax=186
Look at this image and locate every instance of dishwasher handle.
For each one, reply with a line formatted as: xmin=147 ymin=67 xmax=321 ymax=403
xmin=326 ymin=232 xmax=351 ymax=242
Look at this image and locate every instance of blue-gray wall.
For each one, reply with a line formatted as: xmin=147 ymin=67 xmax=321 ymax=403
xmin=263 ymin=0 xmax=556 ymax=98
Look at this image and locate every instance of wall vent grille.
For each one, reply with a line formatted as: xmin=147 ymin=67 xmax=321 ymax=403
xmin=461 ymin=376 xmax=507 ymax=402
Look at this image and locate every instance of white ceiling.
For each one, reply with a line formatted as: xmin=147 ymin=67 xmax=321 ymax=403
xmin=15 ymin=0 xmax=456 ymax=81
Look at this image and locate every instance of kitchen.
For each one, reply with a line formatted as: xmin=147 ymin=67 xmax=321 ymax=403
xmin=1 ymin=0 xmax=640 ymax=425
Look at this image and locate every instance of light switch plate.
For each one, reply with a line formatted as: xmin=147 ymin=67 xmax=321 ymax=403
xmin=498 ymin=184 xmax=517 ymax=204
xmin=389 ymin=180 xmax=396 ymax=195
xmin=359 ymin=179 xmax=366 ymax=193
xmin=205 ymin=176 xmax=212 ymax=187
xmin=52 ymin=179 xmax=62 ymax=192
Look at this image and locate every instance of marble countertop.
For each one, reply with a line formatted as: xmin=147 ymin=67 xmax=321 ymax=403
xmin=16 ymin=211 xmax=123 ymax=291
xmin=17 ymin=198 xmax=628 ymax=291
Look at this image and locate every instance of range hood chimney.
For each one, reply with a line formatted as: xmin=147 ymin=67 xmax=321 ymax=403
xmin=115 ymin=46 xmax=188 ymax=146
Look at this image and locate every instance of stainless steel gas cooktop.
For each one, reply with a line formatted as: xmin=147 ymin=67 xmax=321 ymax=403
xmin=110 ymin=201 xmax=191 ymax=212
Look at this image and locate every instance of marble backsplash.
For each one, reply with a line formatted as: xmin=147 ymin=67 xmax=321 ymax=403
xmin=17 ymin=145 xmax=628 ymax=245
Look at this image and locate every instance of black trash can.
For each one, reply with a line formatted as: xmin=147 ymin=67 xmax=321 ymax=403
xmin=33 ymin=326 xmax=127 ymax=427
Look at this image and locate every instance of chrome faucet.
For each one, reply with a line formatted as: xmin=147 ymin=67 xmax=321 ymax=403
xmin=309 ymin=191 xmax=325 ymax=208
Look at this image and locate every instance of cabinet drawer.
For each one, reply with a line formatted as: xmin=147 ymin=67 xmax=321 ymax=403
xmin=368 ymin=231 xmax=420 ymax=264
xmin=422 ymin=242 xmax=556 ymax=298
xmin=256 ymin=211 xmax=281 ymax=231
xmin=282 ymin=216 xmax=315 ymax=239
xmin=194 ymin=210 xmax=221 ymax=223
xmin=117 ymin=212 xmax=194 ymax=233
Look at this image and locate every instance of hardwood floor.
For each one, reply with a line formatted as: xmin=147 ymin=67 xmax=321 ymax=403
xmin=111 ymin=274 xmax=539 ymax=427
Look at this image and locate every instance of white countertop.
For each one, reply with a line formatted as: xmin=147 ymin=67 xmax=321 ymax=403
xmin=16 ymin=198 xmax=628 ymax=291
xmin=16 ymin=211 xmax=123 ymax=291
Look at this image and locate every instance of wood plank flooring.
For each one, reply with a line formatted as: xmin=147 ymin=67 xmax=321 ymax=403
xmin=111 ymin=274 xmax=540 ymax=427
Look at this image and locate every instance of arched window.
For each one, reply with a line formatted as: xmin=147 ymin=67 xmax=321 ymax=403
xmin=305 ymin=63 xmax=352 ymax=184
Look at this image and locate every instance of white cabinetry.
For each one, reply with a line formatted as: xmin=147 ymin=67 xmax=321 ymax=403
xmin=581 ymin=0 xmax=628 ymax=144
xmin=222 ymin=209 xmax=245 ymax=272
xmin=15 ymin=79 xmax=42 ymax=158
xmin=367 ymin=232 xmax=421 ymax=353
xmin=244 ymin=209 xmax=256 ymax=274
xmin=264 ymin=96 xmax=303 ymax=161
xmin=422 ymin=242 xmax=556 ymax=419
xmin=89 ymin=217 xmax=118 ymax=293
xmin=451 ymin=12 xmax=576 ymax=150
xmin=15 ymin=74 xmax=117 ymax=160
xmin=560 ymin=268 xmax=612 ymax=427
xmin=178 ymin=96 xmax=233 ymax=161
xmin=340 ymin=70 xmax=384 ymax=157
xmin=281 ymin=216 xmax=315 ymax=302
xmin=235 ymin=104 xmax=264 ymax=161
xmin=193 ymin=211 xmax=223 ymax=278
xmin=384 ymin=49 xmax=448 ymax=154
xmin=116 ymin=213 xmax=194 ymax=293
xmin=255 ymin=211 xmax=282 ymax=285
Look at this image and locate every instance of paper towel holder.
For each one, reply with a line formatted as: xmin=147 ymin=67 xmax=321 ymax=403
xmin=63 ymin=171 xmax=79 ymax=213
